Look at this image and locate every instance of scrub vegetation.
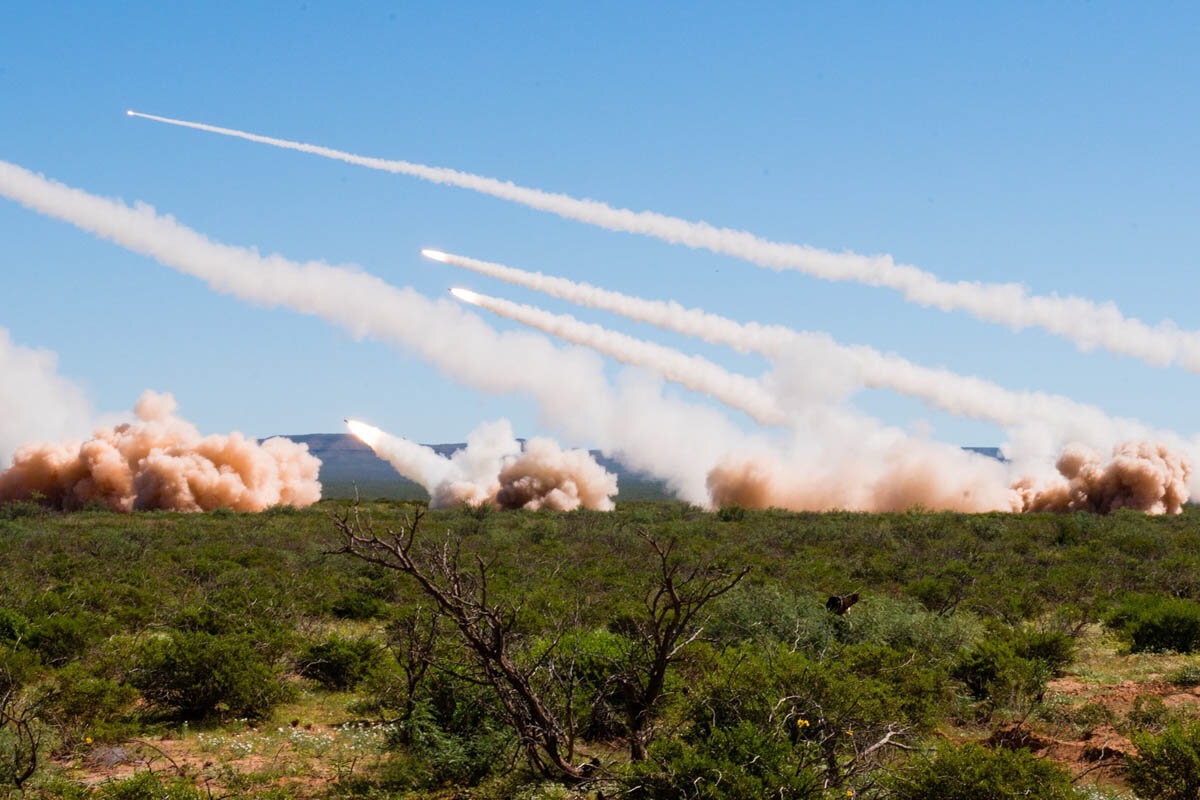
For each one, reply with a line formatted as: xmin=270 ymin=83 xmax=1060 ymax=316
xmin=2 ymin=498 xmax=1200 ymax=798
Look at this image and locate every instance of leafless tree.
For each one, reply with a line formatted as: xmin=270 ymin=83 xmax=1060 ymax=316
xmin=0 ymin=687 xmax=43 ymax=791
xmin=616 ymin=531 xmax=749 ymax=761
xmin=329 ymin=504 xmax=588 ymax=783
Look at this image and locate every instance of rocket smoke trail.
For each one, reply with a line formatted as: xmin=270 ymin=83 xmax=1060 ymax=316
xmin=347 ymin=418 xmax=618 ymax=510
xmin=0 ymin=159 xmax=754 ymax=503
xmin=449 ymin=287 xmax=789 ymax=428
xmin=426 ymin=249 xmax=1188 ymax=464
xmin=128 ymin=110 xmax=1200 ymax=373
xmin=4 ymin=159 xmax=1190 ymax=514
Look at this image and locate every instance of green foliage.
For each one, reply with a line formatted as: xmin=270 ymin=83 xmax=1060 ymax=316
xmin=95 ymin=771 xmax=207 ymax=799
xmin=0 ymin=500 xmax=1197 ymax=797
xmin=890 ymin=742 xmax=1075 ymax=800
xmin=132 ymin=631 xmax=291 ymax=719
xmin=1168 ymin=664 xmax=1200 ymax=687
xmin=331 ymin=590 xmax=390 ymax=620
xmin=1013 ymin=629 xmax=1076 ymax=677
xmin=1106 ymin=594 xmax=1200 ymax=653
xmin=38 ymin=662 xmax=139 ymax=748
xmin=1127 ymin=720 xmax=1200 ymax=800
xmin=385 ymin=692 xmax=513 ymax=789
xmin=299 ymin=634 xmax=382 ymax=690
xmin=0 ymin=500 xmax=50 ymax=520
xmin=631 ymin=721 xmax=823 ymax=799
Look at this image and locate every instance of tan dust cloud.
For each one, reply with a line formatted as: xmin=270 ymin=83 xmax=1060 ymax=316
xmin=1014 ymin=440 xmax=1191 ymax=515
xmin=0 ymin=391 xmax=322 ymax=512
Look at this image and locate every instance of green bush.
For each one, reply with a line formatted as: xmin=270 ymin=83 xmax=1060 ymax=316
xmin=890 ymin=742 xmax=1074 ymax=800
xmin=631 ymin=721 xmax=823 ymax=799
xmin=96 ymin=771 xmax=206 ymax=800
xmin=331 ymin=590 xmax=390 ymax=620
xmin=132 ymin=631 xmax=291 ymax=719
xmin=299 ymin=634 xmax=381 ymax=690
xmin=1013 ymin=629 xmax=1076 ymax=677
xmin=1127 ymin=720 xmax=1200 ymax=800
xmin=38 ymin=663 xmax=139 ymax=749
xmin=951 ymin=637 xmax=1047 ymax=712
xmin=0 ymin=609 xmax=31 ymax=645
xmin=0 ymin=500 xmax=49 ymax=520
xmin=1106 ymin=594 xmax=1200 ymax=653
xmin=386 ymin=692 xmax=513 ymax=789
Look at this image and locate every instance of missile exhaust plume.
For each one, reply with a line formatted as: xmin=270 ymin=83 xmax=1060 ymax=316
xmin=0 ymin=159 xmax=754 ymax=503
xmin=347 ymin=418 xmax=617 ymax=510
xmin=0 ymin=328 xmax=94 ymax=466
xmin=6 ymin=158 xmax=1188 ymax=516
xmin=427 ymin=249 xmax=1191 ymax=464
xmin=128 ymin=110 xmax=1200 ymax=373
xmin=449 ymin=287 xmax=789 ymax=427
xmin=0 ymin=391 xmax=321 ymax=511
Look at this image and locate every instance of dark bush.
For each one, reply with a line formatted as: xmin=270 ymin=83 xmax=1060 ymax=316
xmin=299 ymin=634 xmax=381 ymax=690
xmin=631 ymin=721 xmax=824 ymax=799
xmin=132 ymin=631 xmax=291 ymax=719
xmin=27 ymin=611 xmax=107 ymax=665
xmin=331 ymin=590 xmax=390 ymax=620
xmin=890 ymin=742 xmax=1074 ymax=800
xmin=1106 ymin=594 xmax=1200 ymax=653
xmin=0 ymin=500 xmax=49 ymax=520
xmin=38 ymin=663 xmax=139 ymax=749
xmin=1127 ymin=720 xmax=1200 ymax=800
xmin=951 ymin=637 xmax=1046 ymax=709
xmin=0 ymin=610 xmax=30 ymax=645
xmin=1013 ymin=629 xmax=1075 ymax=677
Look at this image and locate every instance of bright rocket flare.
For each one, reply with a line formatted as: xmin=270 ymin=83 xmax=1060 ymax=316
xmin=422 ymin=248 xmax=449 ymax=262
xmin=345 ymin=418 xmax=384 ymax=448
xmin=450 ymin=287 xmax=481 ymax=304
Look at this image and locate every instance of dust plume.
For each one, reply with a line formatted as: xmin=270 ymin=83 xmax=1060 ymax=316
xmin=1013 ymin=441 xmax=1192 ymax=515
xmin=0 ymin=159 xmax=760 ymax=504
xmin=428 ymin=249 xmax=1183 ymax=463
xmin=450 ymin=287 xmax=788 ymax=427
xmin=125 ymin=111 xmax=1200 ymax=373
xmin=0 ymin=391 xmax=321 ymax=511
xmin=0 ymin=327 xmax=93 ymax=466
xmin=705 ymin=407 xmax=1022 ymax=513
xmin=347 ymin=419 xmax=617 ymax=511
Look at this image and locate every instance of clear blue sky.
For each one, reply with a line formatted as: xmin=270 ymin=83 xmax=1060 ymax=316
xmin=2 ymin=1 xmax=1198 ymax=447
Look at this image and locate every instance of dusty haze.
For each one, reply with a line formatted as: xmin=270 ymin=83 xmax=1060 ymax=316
xmin=0 ymin=391 xmax=322 ymax=512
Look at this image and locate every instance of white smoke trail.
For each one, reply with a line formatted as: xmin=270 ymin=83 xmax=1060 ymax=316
xmin=426 ymin=249 xmax=1192 ymax=465
xmin=347 ymin=418 xmax=618 ymax=510
xmin=127 ymin=110 xmax=1200 ymax=373
xmin=0 ymin=327 xmax=93 ymax=466
xmin=0 ymin=159 xmax=754 ymax=503
xmin=449 ymin=288 xmax=788 ymax=428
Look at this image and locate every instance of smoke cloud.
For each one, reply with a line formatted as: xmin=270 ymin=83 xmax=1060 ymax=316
xmin=1014 ymin=441 xmax=1192 ymax=515
xmin=0 ymin=391 xmax=321 ymax=511
xmin=126 ymin=111 xmax=1200 ymax=373
xmin=348 ymin=418 xmax=617 ymax=511
xmin=4 ymin=158 xmax=1191 ymax=517
xmin=450 ymin=287 xmax=788 ymax=428
xmin=0 ymin=159 xmax=762 ymax=504
xmin=0 ymin=327 xmax=93 ymax=466
xmin=430 ymin=249 xmax=1191 ymax=468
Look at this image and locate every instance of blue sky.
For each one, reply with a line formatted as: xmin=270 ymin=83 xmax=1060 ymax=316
xmin=1 ymin=1 xmax=1198 ymax=447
